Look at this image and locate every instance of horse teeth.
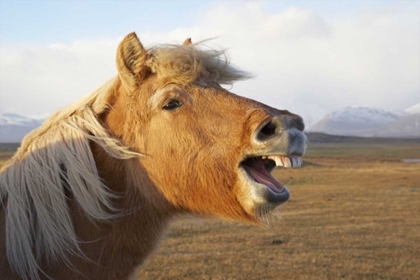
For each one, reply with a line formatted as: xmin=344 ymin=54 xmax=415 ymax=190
xmin=264 ymin=155 xmax=302 ymax=168
xmin=283 ymin=157 xmax=291 ymax=168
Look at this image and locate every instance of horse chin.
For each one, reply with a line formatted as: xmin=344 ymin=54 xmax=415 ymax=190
xmin=238 ymin=167 xmax=289 ymax=212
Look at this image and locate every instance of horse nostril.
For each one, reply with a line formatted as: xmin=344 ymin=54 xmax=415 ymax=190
xmin=257 ymin=120 xmax=277 ymax=141
xmin=292 ymin=115 xmax=305 ymax=131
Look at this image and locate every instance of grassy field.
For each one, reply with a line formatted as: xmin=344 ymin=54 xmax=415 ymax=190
xmin=138 ymin=140 xmax=420 ymax=280
xmin=1 ymin=138 xmax=419 ymax=279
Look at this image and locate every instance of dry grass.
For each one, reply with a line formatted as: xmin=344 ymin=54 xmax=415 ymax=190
xmin=1 ymin=141 xmax=419 ymax=279
xmin=138 ymin=142 xmax=420 ymax=280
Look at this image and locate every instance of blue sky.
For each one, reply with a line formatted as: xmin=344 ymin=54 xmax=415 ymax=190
xmin=0 ymin=0 xmax=418 ymax=126
xmin=0 ymin=0 xmax=399 ymax=44
xmin=0 ymin=0 xmax=212 ymax=44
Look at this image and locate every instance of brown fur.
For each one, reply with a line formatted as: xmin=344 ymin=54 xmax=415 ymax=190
xmin=0 ymin=32 xmax=305 ymax=279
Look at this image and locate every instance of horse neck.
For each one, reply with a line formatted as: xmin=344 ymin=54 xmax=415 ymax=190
xmin=67 ymin=143 xmax=173 ymax=279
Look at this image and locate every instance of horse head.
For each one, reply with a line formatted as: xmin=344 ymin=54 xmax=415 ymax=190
xmin=107 ymin=32 xmax=307 ymax=222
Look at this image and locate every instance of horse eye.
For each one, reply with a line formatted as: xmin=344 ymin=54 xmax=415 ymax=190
xmin=163 ymin=100 xmax=183 ymax=111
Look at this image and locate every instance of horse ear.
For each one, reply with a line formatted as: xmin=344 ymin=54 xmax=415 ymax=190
xmin=116 ymin=32 xmax=148 ymax=90
xmin=182 ymin=38 xmax=192 ymax=45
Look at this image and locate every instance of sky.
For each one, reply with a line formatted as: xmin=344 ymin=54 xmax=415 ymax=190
xmin=0 ymin=0 xmax=419 ymax=127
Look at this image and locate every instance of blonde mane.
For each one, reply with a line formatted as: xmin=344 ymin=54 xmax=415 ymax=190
xmin=0 ymin=41 xmax=250 ymax=280
xmin=0 ymin=77 xmax=139 ymax=280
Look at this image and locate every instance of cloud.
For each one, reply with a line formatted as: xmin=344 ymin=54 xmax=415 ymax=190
xmin=0 ymin=39 xmax=119 ymax=116
xmin=0 ymin=2 xmax=419 ymax=127
xmin=193 ymin=3 xmax=420 ymax=126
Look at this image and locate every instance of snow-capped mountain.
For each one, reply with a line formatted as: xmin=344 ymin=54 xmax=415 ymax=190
xmin=405 ymin=103 xmax=420 ymax=115
xmin=310 ymin=106 xmax=400 ymax=136
xmin=0 ymin=113 xmax=45 ymax=143
xmin=373 ymin=114 xmax=420 ymax=138
xmin=0 ymin=113 xmax=44 ymax=126
xmin=310 ymin=105 xmax=420 ymax=138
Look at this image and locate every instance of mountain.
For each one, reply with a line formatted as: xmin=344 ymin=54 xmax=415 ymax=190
xmin=0 ymin=113 xmax=44 ymax=143
xmin=374 ymin=112 xmax=420 ymax=138
xmin=309 ymin=106 xmax=400 ymax=137
xmin=405 ymin=103 xmax=420 ymax=114
xmin=310 ymin=105 xmax=420 ymax=138
xmin=307 ymin=132 xmax=420 ymax=144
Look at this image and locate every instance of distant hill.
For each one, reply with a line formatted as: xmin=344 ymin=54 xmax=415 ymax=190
xmin=0 ymin=113 xmax=44 ymax=143
xmin=310 ymin=104 xmax=420 ymax=138
xmin=405 ymin=103 xmax=420 ymax=114
xmin=306 ymin=132 xmax=420 ymax=145
xmin=372 ymin=113 xmax=420 ymax=138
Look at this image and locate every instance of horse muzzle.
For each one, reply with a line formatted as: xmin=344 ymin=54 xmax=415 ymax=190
xmin=238 ymin=113 xmax=307 ymax=211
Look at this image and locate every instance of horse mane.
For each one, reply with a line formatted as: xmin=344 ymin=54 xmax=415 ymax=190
xmin=0 ymin=40 xmax=250 ymax=280
xmin=0 ymin=78 xmax=139 ymax=279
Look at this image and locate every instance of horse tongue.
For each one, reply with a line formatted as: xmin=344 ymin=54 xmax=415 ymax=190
xmin=244 ymin=160 xmax=285 ymax=193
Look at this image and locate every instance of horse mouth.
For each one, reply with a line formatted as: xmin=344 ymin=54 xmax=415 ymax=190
xmin=239 ymin=155 xmax=302 ymax=205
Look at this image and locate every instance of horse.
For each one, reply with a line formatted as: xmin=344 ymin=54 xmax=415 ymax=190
xmin=0 ymin=32 xmax=307 ymax=280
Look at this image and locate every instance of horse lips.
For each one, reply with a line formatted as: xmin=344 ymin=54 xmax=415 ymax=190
xmin=242 ymin=157 xmax=285 ymax=193
xmin=242 ymin=155 xmax=302 ymax=193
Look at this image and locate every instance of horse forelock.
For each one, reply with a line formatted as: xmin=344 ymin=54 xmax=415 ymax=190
xmin=145 ymin=41 xmax=252 ymax=86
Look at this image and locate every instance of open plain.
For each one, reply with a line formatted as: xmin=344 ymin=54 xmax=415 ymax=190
xmin=1 ymin=135 xmax=419 ymax=280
